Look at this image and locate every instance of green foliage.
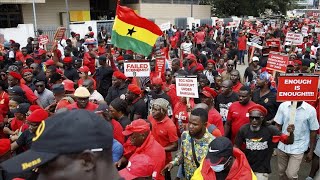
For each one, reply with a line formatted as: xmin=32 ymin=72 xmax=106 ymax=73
xmin=199 ymin=0 xmax=296 ymax=16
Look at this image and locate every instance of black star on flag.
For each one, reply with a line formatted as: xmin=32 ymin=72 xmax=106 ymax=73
xmin=127 ymin=27 xmax=136 ymax=36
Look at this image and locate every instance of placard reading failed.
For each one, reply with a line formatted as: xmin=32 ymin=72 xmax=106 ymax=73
xmin=124 ymin=62 xmax=150 ymax=77
xmin=176 ymin=77 xmax=198 ymax=98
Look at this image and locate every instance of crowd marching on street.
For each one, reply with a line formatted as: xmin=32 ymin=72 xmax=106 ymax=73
xmin=0 ymin=2 xmax=319 ymax=180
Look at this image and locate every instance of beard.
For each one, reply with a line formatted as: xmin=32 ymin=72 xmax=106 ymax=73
xmin=250 ymin=125 xmax=261 ymax=132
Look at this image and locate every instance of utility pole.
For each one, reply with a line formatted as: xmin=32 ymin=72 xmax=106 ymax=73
xmin=32 ymin=0 xmax=38 ymax=36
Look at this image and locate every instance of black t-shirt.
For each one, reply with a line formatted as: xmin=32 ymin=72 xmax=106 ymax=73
xmin=228 ymin=48 xmax=238 ymax=60
xmin=16 ymin=130 xmax=35 ymax=152
xmin=129 ymin=98 xmax=148 ymax=122
xmin=235 ymin=124 xmax=281 ymax=173
xmin=64 ymin=67 xmax=79 ymax=82
xmin=215 ymin=92 xmax=239 ymax=121
xmin=252 ymin=90 xmax=280 ymax=121
xmin=244 ymin=66 xmax=261 ymax=82
xmin=96 ymin=66 xmax=114 ymax=97
xmin=106 ymin=84 xmax=128 ymax=105
xmin=118 ymin=116 xmax=131 ymax=129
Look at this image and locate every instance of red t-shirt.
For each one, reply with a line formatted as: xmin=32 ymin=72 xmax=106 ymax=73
xmin=173 ymin=100 xmax=195 ymax=137
xmin=134 ymin=134 xmax=166 ymax=180
xmin=20 ymin=54 xmax=32 ymax=64
xmin=195 ymin=31 xmax=206 ymax=44
xmin=83 ymin=52 xmax=97 ymax=74
xmin=227 ymin=101 xmax=256 ymax=143
xmin=170 ymin=36 xmax=178 ymax=49
xmin=148 ymin=115 xmax=179 ymax=164
xmin=167 ymin=85 xmax=179 ymax=107
xmin=110 ymin=119 xmax=125 ymax=144
xmin=10 ymin=118 xmax=28 ymax=132
xmin=78 ymin=77 xmax=97 ymax=90
xmin=20 ymin=83 xmax=38 ymax=104
xmin=0 ymin=91 xmax=9 ymax=117
xmin=15 ymin=51 xmax=24 ymax=61
xmin=232 ymin=82 xmax=243 ymax=93
xmin=208 ymin=108 xmax=224 ymax=136
xmin=237 ymin=36 xmax=247 ymax=51
xmin=66 ymin=102 xmax=98 ymax=111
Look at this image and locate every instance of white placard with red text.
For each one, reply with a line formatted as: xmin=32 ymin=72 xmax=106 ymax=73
xmin=285 ymin=32 xmax=303 ymax=45
xmin=124 ymin=62 xmax=150 ymax=77
xmin=176 ymin=77 xmax=198 ymax=98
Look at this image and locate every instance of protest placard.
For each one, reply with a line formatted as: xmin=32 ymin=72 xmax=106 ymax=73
xmin=266 ymin=52 xmax=289 ymax=73
xmin=301 ymin=26 xmax=309 ymax=36
xmin=124 ymin=62 xmax=150 ymax=77
xmin=39 ymin=35 xmax=49 ymax=45
xmin=159 ymin=22 xmax=171 ymax=31
xmin=155 ymin=56 xmax=166 ymax=74
xmin=285 ymin=32 xmax=303 ymax=45
xmin=176 ymin=77 xmax=199 ymax=98
xmin=53 ymin=27 xmax=67 ymax=41
xmin=247 ymin=32 xmax=264 ymax=49
xmin=277 ymin=74 xmax=319 ymax=102
xmin=266 ymin=38 xmax=281 ymax=47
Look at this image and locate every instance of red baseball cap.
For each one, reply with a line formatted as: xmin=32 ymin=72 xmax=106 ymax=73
xmin=113 ymin=71 xmax=127 ymax=80
xmin=79 ymin=66 xmax=90 ymax=73
xmin=62 ymin=79 xmax=75 ymax=92
xmin=207 ymin=59 xmax=215 ymax=65
xmin=123 ymin=119 xmax=150 ymax=136
xmin=29 ymin=105 xmax=42 ymax=112
xmin=63 ymin=57 xmax=73 ymax=64
xmin=38 ymin=49 xmax=47 ymax=56
xmin=152 ymin=77 xmax=163 ymax=85
xmin=0 ymin=138 xmax=11 ymax=156
xmin=27 ymin=109 xmax=49 ymax=123
xmin=21 ymin=69 xmax=33 ymax=75
xmin=119 ymin=154 xmax=156 ymax=180
xmin=186 ymin=54 xmax=196 ymax=61
xmin=201 ymin=87 xmax=217 ymax=98
xmin=128 ymin=84 xmax=142 ymax=95
xmin=44 ymin=59 xmax=55 ymax=66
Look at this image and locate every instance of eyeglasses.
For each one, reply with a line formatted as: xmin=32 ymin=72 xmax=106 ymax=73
xmin=249 ymin=116 xmax=263 ymax=120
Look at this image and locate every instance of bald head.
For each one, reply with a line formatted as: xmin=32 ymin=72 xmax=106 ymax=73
xmin=222 ymin=80 xmax=233 ymax=89
xmin=194 ymin=103 xmax=209 ymax=112
xmin=83 ymin=79 xmax=94 ymax=93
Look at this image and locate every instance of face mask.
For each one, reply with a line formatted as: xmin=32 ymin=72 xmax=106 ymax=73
xmin=210 ymin=156 xmax=231 ymax=172
xmin=285 ymin=48 xmax=290 ymax=52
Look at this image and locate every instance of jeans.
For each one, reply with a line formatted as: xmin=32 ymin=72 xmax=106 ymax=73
xmin=238 ymin=50 xmax=246 ymax=64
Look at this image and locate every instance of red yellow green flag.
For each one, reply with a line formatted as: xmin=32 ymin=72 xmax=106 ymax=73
xmin=111 ymin=4 xmax=163 ymax=56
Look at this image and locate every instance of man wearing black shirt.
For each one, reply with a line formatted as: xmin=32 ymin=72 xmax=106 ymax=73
xmin=215 ymin=80 xmax=239 ymax=123
xmin=227 ymin=42 xmax=238 ymax=69
xmin=235 ymin=104 xmax=294 ymax=179
xmin=125 ymin=84 xmax=147 ymax=121
xmin=244 ymin=56 xmax=261 ymax=83
xmin=252 ymin=72 xmax=280 ymax=123
xmin=109 ymin=98 xmax=131 ymax=129
xmin=63 ymin=57 xmax=79 ymax=83
xmin=96 ymin=56 xmax=114 ymax=98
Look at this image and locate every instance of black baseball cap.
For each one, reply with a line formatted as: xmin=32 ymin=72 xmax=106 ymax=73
xmin=205 ymin=137 xmax=233 ymax=165
xmin=8 ymin=86 xmax=25 ymax=96
xmin=1 ymin=109 xmax=113 ymax=173
xmin=52 ymin=84 xmax=65 ymax=94
xmin=11 ymin=103 xmax=30 ymax=114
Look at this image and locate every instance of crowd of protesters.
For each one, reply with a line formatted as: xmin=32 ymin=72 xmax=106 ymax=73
xmin=0 ymin=18 xmax=319 ymax=180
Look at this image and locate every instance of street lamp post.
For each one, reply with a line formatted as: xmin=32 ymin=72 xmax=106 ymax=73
xmin=32 ymin=0 xmax=38 ymax=36
xmin=65 ymin=0 xmax=71 ymax=37
xmin=191 ymin=0 xmax=193 ymax=17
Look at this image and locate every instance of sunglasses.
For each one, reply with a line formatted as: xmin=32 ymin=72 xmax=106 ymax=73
xmin=35 ymin=84 xmax=44 ymax=87
xmin=227 ymin=64 xmax=234 ymax=67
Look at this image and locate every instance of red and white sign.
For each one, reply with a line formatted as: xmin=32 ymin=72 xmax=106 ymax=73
xmin=286 ymin=32 xmax=303 ymax=45
xmin=124 ymin=62 xmax=150 ymax=77
xmin=53 ymin=27 xmax=66 ymax=41
xmin=301 ymin=26 xmax=309 ymax=36
xmin=39 ymin=35 xmax=49 ymax=45
xmin=176 ymin=77 xmax=198 ymax=98
xmin=266 ymin=52 xmax=289 ymax=73
xmin=277 ymin=75 xmax=319 ymax=102
xmin=155 ymin=56 xmax=166 ymax=74
xmin=266 ymin=38 xmax=281 ymax=47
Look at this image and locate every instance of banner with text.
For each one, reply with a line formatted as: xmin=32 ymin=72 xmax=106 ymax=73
xmin=277 ymin=75 xmax=319 ymax=101
xmin=176 ymin=77 xmax=198 ymax=98
xmin=247 ymin=32 xmax=264 ymax=49
xmin=124 ymin=62 xmax=150 ymax=77
xmin=266 ymin=52 xmax=289 ymax=73
xmin=285 ymin=32 xmax=303 ymax=45
xmin=53 ymin=27 xmax=67 ymax=41
xmin=155 ymin=56 xmax=166 ymax=74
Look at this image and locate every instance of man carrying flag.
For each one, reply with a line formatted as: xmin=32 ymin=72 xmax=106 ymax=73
xmin=111 ymin=2 xmax=163 ymax=56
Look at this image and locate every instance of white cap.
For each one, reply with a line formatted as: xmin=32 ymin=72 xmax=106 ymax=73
xmin=252 ymin=56 xmax=259 ymax=62
xmin=74 ymin=87 xmax=90 ymax=98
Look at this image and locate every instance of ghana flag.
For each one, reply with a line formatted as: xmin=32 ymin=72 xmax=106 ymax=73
xmin=111 ymin=4 xmax=163 ymax=56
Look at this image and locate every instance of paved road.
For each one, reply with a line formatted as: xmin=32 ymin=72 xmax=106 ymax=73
xmin=168 ymin=63 xmax=313 ymax=179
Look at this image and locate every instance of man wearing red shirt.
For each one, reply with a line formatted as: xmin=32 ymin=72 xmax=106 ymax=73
xmin=66 ymin=87 xmax=98 ymax=111
xmin=77 ymin=66 xmax=97 ymax=90
xmin=237 ymin=31 xmax=247 ymax=65
xmin=225 ymin=86 xmax=256 ymax=143
xmin=7 ymin=71 xmax=40 ymax=107
xmin=12 ymin=43 xmax=24 ymax=62
xmin=118 ymin=119 xmax=166 ymax=180
xmin=200 ymin=87 xmax=224 ymax=136
xmin=195 ymin=28 xmax=206 ymax=50
xmin=148 ymin=98 xmax=178 ymax=167
xmin=83 ymin=44 xmax=97 ymax=75
xmin=20 ymin=47 xmax=32 ymax=65
xmin=230 ymin=70 xmax=243 ymax=93
xmin=170 ymin=33 xmax=179 ymax=57
xmin=0 ymin=81 xmax=9 ymax=117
